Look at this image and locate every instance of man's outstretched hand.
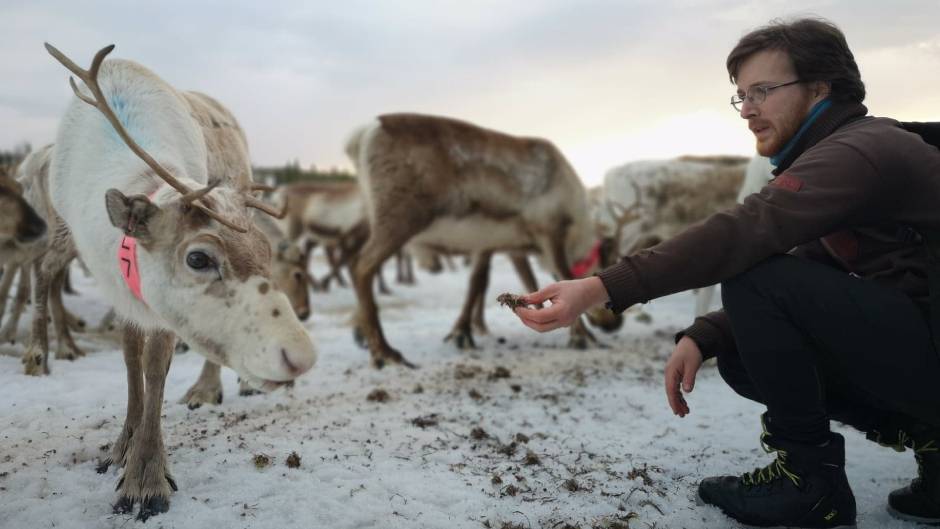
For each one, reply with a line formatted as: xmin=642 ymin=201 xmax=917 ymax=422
xmin=513 ymin=276 xmax=610 ymax=332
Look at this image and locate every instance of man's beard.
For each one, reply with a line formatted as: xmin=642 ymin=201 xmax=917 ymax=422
xmin=754 ymin=109 xmax=807 ymax=157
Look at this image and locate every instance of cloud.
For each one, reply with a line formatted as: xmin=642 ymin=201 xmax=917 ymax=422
xmin=2 ymin=0 xmax=939 ymax=184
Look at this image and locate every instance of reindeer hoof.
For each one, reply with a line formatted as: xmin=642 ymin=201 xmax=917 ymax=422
xmin=353 ymin=327 xmax=367 ymax=349
xmin=96 ymin=458 xmax=113 ymax=474
xmin=371 ymin=349 xmax=417 ymax=370
xmin=21 ymin=349 xmax=48 ymax=376
xmin=113 ymin=495 xmax=135 ymax=515
xmin=444 ymin=330 xmax=477 ymax=350
xmin=137 ymin=496 xmax=170 ymax=521
xmin=567 ymin=336 xmax=589 ymax=350
xmin=239 ymin=387 xmax=262 ymax=397
xmin=174 ymin=341 xmax=190 ymax=354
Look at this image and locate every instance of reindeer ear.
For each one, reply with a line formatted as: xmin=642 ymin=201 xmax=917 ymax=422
xmin=105 ymin=188 xmax=162 ymax=240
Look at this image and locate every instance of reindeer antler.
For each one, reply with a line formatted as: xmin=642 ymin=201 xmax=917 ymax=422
xmin=606 ymin=180 xmax=644 ymax=257
xmin=246 ymin=195 xmax=288 ymax=219
xmin=44 ymin=43 xmax=249 ymax=233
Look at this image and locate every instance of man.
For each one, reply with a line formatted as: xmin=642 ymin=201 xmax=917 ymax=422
xmin=513 ymin=18 xmax=940 ymax=529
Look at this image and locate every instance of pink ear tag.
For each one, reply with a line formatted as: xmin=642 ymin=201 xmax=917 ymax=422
xmin=118 ymin=234 xmax=144 ymax=303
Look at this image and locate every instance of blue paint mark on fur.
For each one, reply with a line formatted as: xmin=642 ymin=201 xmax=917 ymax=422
xmin=104 ymin=91 xmax=151 ymax=150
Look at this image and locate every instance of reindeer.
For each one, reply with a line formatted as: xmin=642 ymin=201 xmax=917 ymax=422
xmin=0 ymin=144 xmax=87 ymax=365
xmin=43 ymin=44 xmax=316 ymax=519
xmin=277 ymin=179 xmax=398 ymax=293
xmin=344 ymin=114 xmax=623 ymax=367
xmin=600 ymin=156 xmax=747 ymax=316
xmin=0 ymin=163 xmax=47 ymax=339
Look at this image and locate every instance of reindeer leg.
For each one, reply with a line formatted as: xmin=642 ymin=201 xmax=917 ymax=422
xmin=695 ymin=285 xmax=716 ymax=317
xmin=96 ymin=307 xmax=118 ymax=333
xmin=0 ymin=263 xmax=16 ymax=322
xmin=350 ymin=235 xmax=420 ymax=369
xmin=114 ymin=330 xmax=177 ymax=520
xmin=404 ymin=251 xmax=415 ymax=284
xmin=51 ymin=268 xmax=85 ymax=360
xmin=375 ymin=261 xmax=391 ymax=295
xmin=325 ymin=245 xmax=348 ymax=288
xmin=179 ymin=360 xmax=223 ymax=409
xmin=22 ymin=260 xmax=52 ymax=375
xmin=446 ymin=251 xmax=491 ymax=349
xmin=62 ymin=266 xmax=77 ymax=295
xmin=0 ymin=265 xmax=29 ymax=344
xmin=98 ymin=324 xmax=144 ymax=474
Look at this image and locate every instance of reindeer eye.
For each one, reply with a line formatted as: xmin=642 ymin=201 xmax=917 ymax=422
xmin=186 ymin=251 xmax=213 ymax=270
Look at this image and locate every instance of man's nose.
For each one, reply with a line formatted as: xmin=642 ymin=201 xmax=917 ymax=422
xmin=740 ymin=98 xmax=758 ymax=119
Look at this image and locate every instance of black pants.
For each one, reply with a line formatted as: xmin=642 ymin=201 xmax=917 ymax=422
xmin=719 ymin=254 xmax=940 ymax=444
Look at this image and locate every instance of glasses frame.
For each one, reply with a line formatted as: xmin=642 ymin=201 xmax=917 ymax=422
xmin=731 ymin=79 xmax=802 ymax=111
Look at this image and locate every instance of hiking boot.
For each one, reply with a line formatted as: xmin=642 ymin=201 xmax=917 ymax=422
xmin=868 ymin=422 xmax=940 ymax=525
xmin=698 ymin=424 xmax=856 ymax=528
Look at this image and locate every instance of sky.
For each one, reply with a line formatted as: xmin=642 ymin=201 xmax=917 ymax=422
xmin=2 ymin=0 xmax=940 ymax=187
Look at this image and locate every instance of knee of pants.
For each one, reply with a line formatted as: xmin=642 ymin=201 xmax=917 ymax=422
xmin=716 ymin=351 xmax=765 ymax=404
xmin=720 ymin=254 xmax=796 ymax=310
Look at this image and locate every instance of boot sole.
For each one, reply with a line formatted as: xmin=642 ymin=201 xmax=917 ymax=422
xmin=886 ymin=505 xmax=940 ymax=525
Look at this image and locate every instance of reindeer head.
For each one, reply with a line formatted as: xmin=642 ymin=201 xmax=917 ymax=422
xmin=575 ymin=181 xmax=646 ymax=333
xmin=272 ymin=238 xmax=311 ymax=321
xmin=48 ymin=43 xmax=316 ymax=390
xmin=0 ymin=173 xmax=47 ymax=250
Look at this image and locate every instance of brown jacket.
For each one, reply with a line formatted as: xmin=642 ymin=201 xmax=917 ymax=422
xmin=597 ymin=102 xmax=940 ymax=360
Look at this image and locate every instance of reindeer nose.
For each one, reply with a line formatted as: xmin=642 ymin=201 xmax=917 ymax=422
xmin=17 ymin=213 xmax=47 ymax=244
xmin=297 ymin=308 xmax=311 ymax=321
xmin=280 ymin=347 xmax=314 ymax=377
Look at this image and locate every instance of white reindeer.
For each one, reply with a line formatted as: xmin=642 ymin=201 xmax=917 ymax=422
xmin=344 ymin=114 xmax=622 ymax=368
xmin=599 ymin=156 xmax=748 ymax=317
xmin=44 ymin=44 xmax=316 ymax=520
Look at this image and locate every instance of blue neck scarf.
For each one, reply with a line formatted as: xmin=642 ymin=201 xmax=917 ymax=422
xmin=770 ymin=98 xmax=832 ymax=167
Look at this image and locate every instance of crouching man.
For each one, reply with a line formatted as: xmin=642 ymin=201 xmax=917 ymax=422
xmin=512 ymin=17 xmax=940 ymax=529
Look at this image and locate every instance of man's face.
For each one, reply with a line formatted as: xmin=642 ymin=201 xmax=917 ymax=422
xmin=735 ymin=49 xmax=827 ymax=157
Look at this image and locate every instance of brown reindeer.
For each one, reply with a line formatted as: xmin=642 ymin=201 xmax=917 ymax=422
xmin=345 ymin=114 xmax=622 ymax=367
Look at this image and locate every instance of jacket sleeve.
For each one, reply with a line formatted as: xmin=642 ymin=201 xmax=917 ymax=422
xmin=598 ymin=139 xmax=888 ymax=313
xmin=675 ymin=309 xmax=734 ymax=362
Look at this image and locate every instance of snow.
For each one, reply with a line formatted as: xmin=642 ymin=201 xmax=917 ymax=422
xmin=0 ymin=255 xmax=925 ymax=529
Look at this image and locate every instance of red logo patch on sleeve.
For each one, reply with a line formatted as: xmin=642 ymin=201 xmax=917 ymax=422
xmin=770 ymin=173 xmax=803 ymax=192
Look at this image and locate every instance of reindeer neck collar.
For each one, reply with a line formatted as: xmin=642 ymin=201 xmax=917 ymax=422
xmin=570 ymin=240 xmax=602 ymax=279
xmin=117 ymin=186 xmax=162 ymax=305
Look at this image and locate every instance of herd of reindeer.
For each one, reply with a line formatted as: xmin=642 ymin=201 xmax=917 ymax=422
xmin=0 ymin=44 xmax=774 ymax=519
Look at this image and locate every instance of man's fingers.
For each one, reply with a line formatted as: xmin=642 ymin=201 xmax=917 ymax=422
xmin=522 ymin=288 xmax=551 ymax=305
xmin=665 ymin=364 xmax=691 ymax=417
xmin=520 ymin=317 xmax=561 ymax=333
xmin=516 ymin=303 xmax=563 ymax=324
xmin=682 ymin=367 xmax=696 ymax=393
xmin=664 ymin=366 xmax=681 ymax=414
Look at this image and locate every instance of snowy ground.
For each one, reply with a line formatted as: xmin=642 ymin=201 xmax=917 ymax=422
xmin=0 ymin=255 xmax=929 ymax=529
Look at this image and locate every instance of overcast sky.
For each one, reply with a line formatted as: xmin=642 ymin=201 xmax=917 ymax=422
xmin=3 ymin=0 xmax=940 ymax=186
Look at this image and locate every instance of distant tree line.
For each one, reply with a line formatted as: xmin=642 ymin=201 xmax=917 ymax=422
xmin=0 ymin=143 xmax=352 ymax=186
xmin=253 ymin=160 xmax=354 ymax=185
xmin=0 ymin=142 xmax=32 ymax=176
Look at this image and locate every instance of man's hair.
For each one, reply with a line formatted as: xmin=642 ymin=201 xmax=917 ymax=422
xmin=726 ymin=17 xmax=865 ymax=104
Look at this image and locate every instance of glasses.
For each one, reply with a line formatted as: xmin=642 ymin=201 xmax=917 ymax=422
xmin=731 ymin=80 xmax=802 ymax=111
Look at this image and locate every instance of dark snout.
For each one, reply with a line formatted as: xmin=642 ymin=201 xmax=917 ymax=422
xmin=15 ymin=198 xmax=47 ymax=244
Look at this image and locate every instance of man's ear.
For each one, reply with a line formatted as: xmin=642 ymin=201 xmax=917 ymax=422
xmin=813 ymin=80 xmax=832 ymax=100
xmin=105 ymin=188 xmax=162 ymax=240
